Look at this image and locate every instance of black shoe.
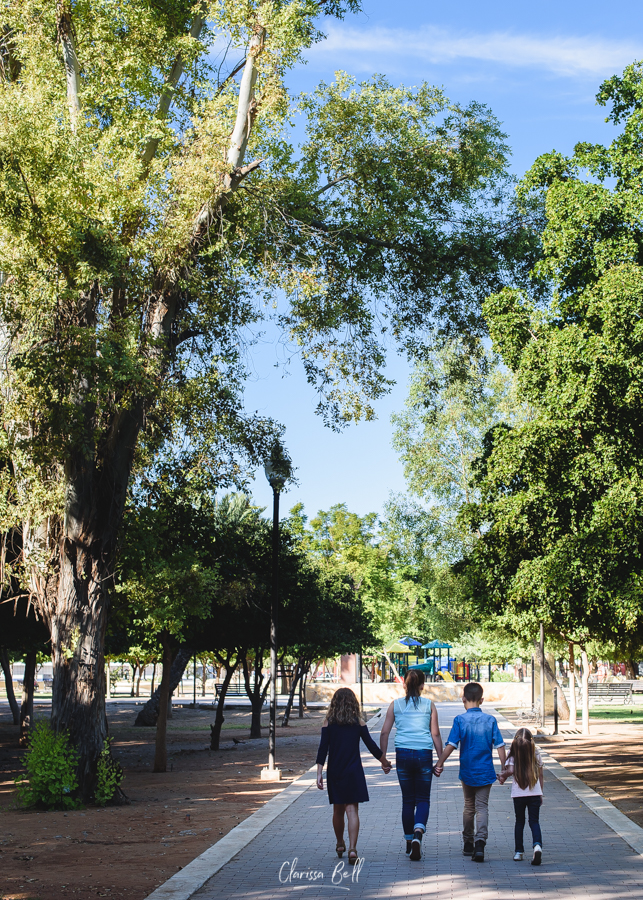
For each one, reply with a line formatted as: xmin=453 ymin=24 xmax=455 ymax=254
xmin=405 ymin=840 xmax=412 ymax=855
xmin=462 ymin=841 xmax=474 ymax=856
xmin=472 ymin=840 xmax=485 ymax=862
xmin=410 ymin=829 xmax=423 ymax=861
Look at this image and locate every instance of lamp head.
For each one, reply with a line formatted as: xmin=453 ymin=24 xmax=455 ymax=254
xmin=264 ymin=441 xmax=292 ymax=493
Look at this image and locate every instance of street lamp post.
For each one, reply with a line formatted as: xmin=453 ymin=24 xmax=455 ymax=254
xmin=261 ymin=442 xmax=292 ymax=782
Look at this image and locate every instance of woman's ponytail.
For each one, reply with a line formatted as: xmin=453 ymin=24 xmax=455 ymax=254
xmin=404 ymin=668 xmax=425 ymax=707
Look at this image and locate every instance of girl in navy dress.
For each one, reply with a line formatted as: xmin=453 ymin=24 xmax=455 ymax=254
xmin=316 ymin=687 xmax=391 ymax=865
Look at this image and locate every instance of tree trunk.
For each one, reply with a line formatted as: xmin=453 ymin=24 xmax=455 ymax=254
xmin=0 ymin=647 xmax=19 ymax=725
xmin=625 ymin=658 xmax=639 ymax=679
xmin=568 ymin=642 xmax=578 ymax=728
xmin=580 ymin=647 xmax=590 ymax=736
xmin=151 ymin=662 xmax=156 ymax=695
xmin=45 ymin=544 xmax=110 ymax=800
xmin=282 ymin=658 xmax=303 ymax=727
xmin=300 ymin=667 xmax=309 ymax=716
xmin=136 ymin=666 xmax=143 ymax=697
xmin=534 ymin=639 xmax=570 ymax=719
xmin=130 ymin=664 xmax=137 ymax=697
xmin=105 ymin=661 xmax=111 ymax=698
xmin=153 ymin=637 xmax=173 ymax=773
xmin=19 ymin=650 xmax=37 ymax=745
xmin=210 ymin=657 xmax=237 ymax=751
xmin=199 ymin=656 xmax=208 ymax=697
xmin=134 ymin=646 xmax=192 ymax=726
xmin=242 ymin=650 xmax=269 ymax=740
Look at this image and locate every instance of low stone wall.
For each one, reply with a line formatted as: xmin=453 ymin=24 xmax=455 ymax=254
xmin=307 ymin=681 xmax=532 ymax=707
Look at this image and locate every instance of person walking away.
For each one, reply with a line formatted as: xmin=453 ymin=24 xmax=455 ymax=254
xmin=316 ymin=687 xmax=391 ymax=865
xmin=379 ymin=669 xmax=443 ymax=861
xmin=434 ymin=682 xmax=506 ymax=862
xmin=497 ymin=727 xmax=544 ymax=865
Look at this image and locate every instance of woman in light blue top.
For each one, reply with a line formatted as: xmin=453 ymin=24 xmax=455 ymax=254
xmin=380 ymin=669 xmax=443 ymax=860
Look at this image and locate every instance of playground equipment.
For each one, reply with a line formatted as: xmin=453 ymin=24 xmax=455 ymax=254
xmin=379 ymin=637 xmax=472 ymax=683
xmin=381 ymin=637 xmax=423 ymax=682
xmin=421 ymin=640 xmax=453 ymax=681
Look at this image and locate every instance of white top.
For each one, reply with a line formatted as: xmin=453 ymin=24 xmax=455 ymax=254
xmin=393 ymin=696 xmax=433 ymax=750
xmin=506 ymin=746 xmax=544 ymax=797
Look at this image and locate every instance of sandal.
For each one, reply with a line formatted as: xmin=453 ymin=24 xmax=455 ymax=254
xmin=348 ymin=848 xmax=358 ymax=866
xmin=336 ymin=841 xmax=346 ymax=858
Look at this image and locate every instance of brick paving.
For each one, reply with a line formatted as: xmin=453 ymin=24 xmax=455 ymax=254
xmin=193 ymin=703 xmax=643 ymax=900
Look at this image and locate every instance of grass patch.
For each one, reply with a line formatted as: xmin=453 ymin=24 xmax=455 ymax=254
xmin=589 ymin=705 xmax=643 ymax=722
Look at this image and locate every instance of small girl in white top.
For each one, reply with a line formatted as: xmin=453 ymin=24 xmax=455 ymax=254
xmin=498 ymin=728 xmax=544 ymax=865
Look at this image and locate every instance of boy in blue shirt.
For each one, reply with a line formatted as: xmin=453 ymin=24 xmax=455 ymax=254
xmin=434 ymin=682 xmax=506 ymax=862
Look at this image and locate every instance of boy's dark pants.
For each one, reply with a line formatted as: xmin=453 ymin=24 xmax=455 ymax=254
xmin=462 ymin=783 xmax=492 ymax=844
xmin=513 ymin=796 xmax=543 ymax=852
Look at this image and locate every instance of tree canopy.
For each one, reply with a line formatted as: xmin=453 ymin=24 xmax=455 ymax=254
xmin=458 ymin=63 xmax=643 ymax=656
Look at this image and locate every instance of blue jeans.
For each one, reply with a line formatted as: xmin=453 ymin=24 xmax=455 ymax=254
xmin=513 ymin=797 xmax=543 ymax=852
xmin=395 ymin=748 xmax=433 ymax=839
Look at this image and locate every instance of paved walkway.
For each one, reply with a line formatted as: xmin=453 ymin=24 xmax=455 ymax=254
xmin=191 ymin=704 xmax=643 ymax=900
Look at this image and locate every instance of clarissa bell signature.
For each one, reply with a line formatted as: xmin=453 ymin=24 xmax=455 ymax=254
xmin=279 ymin=857 xmax=364 ymax=889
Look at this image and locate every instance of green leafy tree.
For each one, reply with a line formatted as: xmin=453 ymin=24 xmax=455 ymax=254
xmin=459 ymin=62 xmax=643 ymax=728
xmin=290 ymin=503 xmax=422 ymax=648
xmin=196 ymin=496 xmax=372 ymax=741
xmin=116 ymin=474 xmax=218 ymax=772
xmin=385 ymin=344 xmax=524 ymax=650
xmin=390 ymin=343 xmax=523 ymax=563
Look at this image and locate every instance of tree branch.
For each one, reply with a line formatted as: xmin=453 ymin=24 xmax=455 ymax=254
xmin=191 ymin=159 xmax=264 ymax=246
xmin=226 ymin=28 xmax=264 ymax=170
xmin=216 ymin=58 xmax=247 ymax=97
xmin=0 ymin=27 xmax=21 ymax=82
xmin=313 ymin=174 xmax=355 ymax=197
xmin=142 ymin=5 xmax=208 ymax=166
xmin=56 ymin=3 xmax=81 ymax=132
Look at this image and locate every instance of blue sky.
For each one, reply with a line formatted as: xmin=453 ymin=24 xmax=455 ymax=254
xmin=243 ymin=0 xmax=643 ymax=519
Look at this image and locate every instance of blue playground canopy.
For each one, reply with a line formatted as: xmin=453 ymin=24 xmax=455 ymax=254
xmin=399 ymin=636 xmax=422 ymax=647
xmin=422 ymin=640 xmax=453 ymax=649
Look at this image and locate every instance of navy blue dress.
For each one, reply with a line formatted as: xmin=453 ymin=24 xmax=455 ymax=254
xmin=316 ymin=722 xmax=383 ymax=805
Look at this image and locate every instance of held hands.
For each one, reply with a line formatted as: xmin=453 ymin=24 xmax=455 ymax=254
xmin=433 ymin=763 xmax=444 ymax=777
xmin=381 ymin=757 xmax=392 ymax=774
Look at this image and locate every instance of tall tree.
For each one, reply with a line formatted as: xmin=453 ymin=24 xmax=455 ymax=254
xmin=0 ymin=1 xmax=531 ymax=794
xmin=290 ymin=503 xmax=422 ymax=647
xmin=116 ymin=473 xmax=218 ymax=771
xmin=458 ymin=62 xmax=643 ymax=728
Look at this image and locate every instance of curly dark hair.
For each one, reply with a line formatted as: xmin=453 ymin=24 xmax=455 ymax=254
xmin=327 ymin=687 xmax=363 ymax=725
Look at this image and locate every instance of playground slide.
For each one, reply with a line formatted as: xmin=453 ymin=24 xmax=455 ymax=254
xmin=440 ymin=671 xmax=455 ymax=682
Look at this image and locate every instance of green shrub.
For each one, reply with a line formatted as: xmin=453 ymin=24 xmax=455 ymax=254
xmin=95 ymin=739 xmax=124 ymax=806
xmin=16 ymin=721 xmax=80 ymax=809
xmin=491 ymin=671 xmax=514 ymax=682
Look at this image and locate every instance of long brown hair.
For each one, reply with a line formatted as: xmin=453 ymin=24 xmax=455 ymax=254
xmin=508 ymin=728 xmax=539 ymax=791
xmin=404 ymin=669 xmax=425 ymax=708
xmin=327 ymin=687 xmax=363 ymax=725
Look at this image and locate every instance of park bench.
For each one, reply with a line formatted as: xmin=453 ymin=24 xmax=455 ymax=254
xmin=214 ymin=683 xmax=247 ymax=707
xmin=587 ymin=682 xmax=633 ymax=705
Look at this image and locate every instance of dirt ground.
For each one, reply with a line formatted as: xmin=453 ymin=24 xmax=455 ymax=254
xmin=502 ymin=710 xmax=643 ymax=829
xmin=0 ymin=700 xmax=344 ymax=900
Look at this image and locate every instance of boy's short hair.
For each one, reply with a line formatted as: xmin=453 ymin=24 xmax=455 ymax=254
xmin=463 ymin=682 xmax=484 ymax=702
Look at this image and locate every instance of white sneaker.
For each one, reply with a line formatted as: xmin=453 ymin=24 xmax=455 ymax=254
xmin=513 ymin=852 xmax=523 ymax=861
xmin=531 ymin=844 xmax=542 ymax=866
